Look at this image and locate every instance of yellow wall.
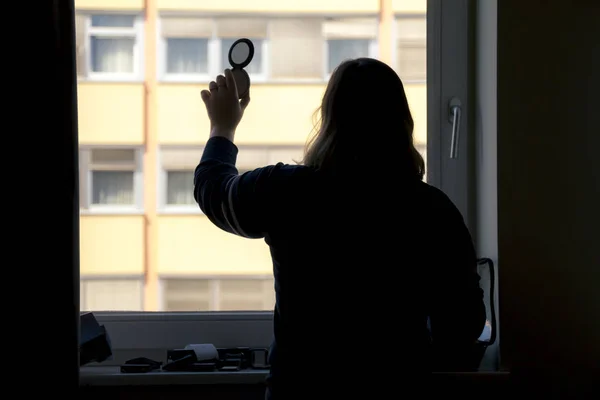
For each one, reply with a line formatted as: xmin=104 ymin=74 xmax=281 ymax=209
xmin=77 ymin=83 xmax=145 ymax=145
xmin=157 ymin=83 xmax=425 ymax=145
xmin=75 ymin=0 xmax=143 ymax=10
xmin=157 ymin=0 xmax=378 ymax=13
xmin=157 ymin=216 xmax=272 ymax=275
xmin=405 ymin=84 xmax=427 ymax=145
xmin=157 ymin=84 xmax=325 ymax=145
xmin=80 ymin=216 xmax=145 ymax=275
xmin=392 ymin=0 xmax=426 ymax=14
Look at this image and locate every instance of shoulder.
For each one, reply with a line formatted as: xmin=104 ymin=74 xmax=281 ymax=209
xmin=243 ymin=163 xmax=316 ymax=183
xmin=415 ymin=181 xmax=465 ymax=222
xmin=236 ymin=163 xmax=318 ymax=196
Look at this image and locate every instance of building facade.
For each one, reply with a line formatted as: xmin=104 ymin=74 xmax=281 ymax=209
xmin=76 ymin=0 xmax=427 ymax=312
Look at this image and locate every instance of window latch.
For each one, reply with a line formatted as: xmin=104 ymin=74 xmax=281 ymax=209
xmin=448 ymin=97 xmax=462 ymax=159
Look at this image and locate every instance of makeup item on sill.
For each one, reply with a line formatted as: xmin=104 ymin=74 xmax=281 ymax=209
xmin=217 ymin=347 xmax=250 ymax=370
xmin=216 ymin=347 xmax=270 ymax=370
xmin=80 ymin=311 xmax=113 ymax=366
xmin=120 ymin=357 xmax=162 ymax=373
xmin=226 ymin=38 xmax=255 ymax=99
xmin=163 ymin=344 xmax=219 ymax=372
xmin=250 ymin=348 xmax=270 ymax=369
xmin=184 ymin=343 xmax=219 ymax=362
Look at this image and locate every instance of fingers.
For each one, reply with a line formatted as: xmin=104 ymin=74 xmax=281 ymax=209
xmin=216 ymin=75 xmax=226 ymax=88
xmin=200 ymin=90 xmax=211 ymax=104
xmin=240 ymin=94 xmax=251 ymax=110
xmin=209 ymin=81 xmax=218 ymax=91
xmin=224 ymin=69 xmax=238 ymax=95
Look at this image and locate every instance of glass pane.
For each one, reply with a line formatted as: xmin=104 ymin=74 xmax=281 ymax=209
xmin=92 ymin=149 xmax=135 ymax=164
xmin=166 ymin=171 xmax=195 ymax=205
xmin=395 ymin=15 xmax=427 ymax=181
xmin=92 ymin=171 xmax=134 ymax=205
xmin=91 ymin=37 xmax=134 ymax=73
xmin=163 ymin=279 xmax=211 ymax=311
xmin=395 ymin=16 xmax=427 ymax=82
xmin=221 ymin=38 xmax=264 ymax=75
xmin=91 ymin=15 xmax=135 ymax=28
xmin=219 ymin=279 xmax=271 ymax=311
xmin=327 ymin=39 xmax=370 ymax=74
xmin=166 ymin=38 xmax=209 ymax=74
xmin=81 ymin=279 xmax=143 ymax=311
xmin=78 ymin=3 xmax=428 ymax=314
xmin=397 ymin=43 xmax=426 ymax=81
xmin=270 ymin=18 xmax=323 ymax=79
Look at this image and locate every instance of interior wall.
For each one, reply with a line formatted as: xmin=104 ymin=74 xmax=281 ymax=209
xmin=497 ymin=0 xmax=600 ymax=390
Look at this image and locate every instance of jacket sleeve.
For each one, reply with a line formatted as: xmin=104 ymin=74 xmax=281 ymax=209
xmin=193 ymin=136 xmax=284 ymax=239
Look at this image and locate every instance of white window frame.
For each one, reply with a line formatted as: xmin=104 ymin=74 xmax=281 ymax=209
xmin=157 ymin=16 xmax=270 ymax=83
xmin=79 ymin=146 xmax=144 ymax=214
xmin=82 ymin=13 xmax=144 ymax=82
xmin=88 ymin=0 xmax=500 ymax=373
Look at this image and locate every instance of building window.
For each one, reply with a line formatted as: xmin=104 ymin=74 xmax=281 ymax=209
xmin=158 ymin=16 xmax=378 ymax=82
xmin=166 ymin=170 xmax=195 ymax=206
xmin=161 ymin=277 xmax=275 ymax=312
xmin=323 ymin=18 xmax=378 ymax=76
xmin=395 ymin=16 xmax=427 ymax=82
xmin=166 ymin=38 xmax=209 ymax=74
xmin=160 ymin=17 xmax=212 ymax=79
xmin=75 ymin=13 xmax=143 ymax=80
xmin=159 ymin=146 xmax=304 ymax=212
xmin=159 ymin=17 xmax=268 ymax=81
xmin=220 ymin=38 xmax=265 ymax=76
xmin=217 ymin=18 xmax=268 ymax=78
xmin=80 ymin=277 xmax=144 ymax=312
xmin=80 ymin=148 xmax=143 ymax=212
xmin=92 ymin=170 xmax=134 ymax=205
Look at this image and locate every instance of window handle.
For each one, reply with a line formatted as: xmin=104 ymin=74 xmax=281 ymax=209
xmin=448 ymin=97 xmax=462 ymax=159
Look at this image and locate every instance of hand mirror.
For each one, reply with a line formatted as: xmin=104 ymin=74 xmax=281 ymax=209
xmin=227 ymin=38 xmax=254 ymax=99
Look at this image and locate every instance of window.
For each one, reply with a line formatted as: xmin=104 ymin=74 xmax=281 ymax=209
xmin=80 ymin=277 xmax=144 ymax=311
xmin=159 ymin=16 xmax=377 ymax=82
xmin=75 ymin=13 xmax=143 ymax=80
xmin=77 ymin=0 xmax=494 ymax=372
xmin=395 ymin=16 xmax=427 ymax=82
xmin=166 ymin=171 xmax=195 ymax=206
xmin=269 ymin=17 xmax=377 ymax=81
xmin=79 ymin=148 xmax=143 ymax=211
xmin=159 ymin=17 xmax=268 ymax=81
xmin=158 ymin=146 xmax=304 ymax=212
xmin=161 ymin=277 xmax=275 ymax=311
xmin=323 ymin=18 xmax=378 ymax=76
xmin=217 ymin=18 xmax=268 ymax=78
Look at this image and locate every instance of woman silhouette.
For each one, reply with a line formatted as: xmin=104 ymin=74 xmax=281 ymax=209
xmin=196 ymin=58 xmax=486 ymax=399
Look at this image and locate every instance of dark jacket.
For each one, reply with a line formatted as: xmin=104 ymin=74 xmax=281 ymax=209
xmin=194 ymin=136 xmax=486 ymax=398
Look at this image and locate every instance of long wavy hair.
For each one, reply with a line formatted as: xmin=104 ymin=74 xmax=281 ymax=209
xmin=301 ymin=58 xmax=425 ymax=180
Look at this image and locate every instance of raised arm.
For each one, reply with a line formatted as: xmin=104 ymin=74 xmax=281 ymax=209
xmin=194 ymin=136 xmax=279 ymax=238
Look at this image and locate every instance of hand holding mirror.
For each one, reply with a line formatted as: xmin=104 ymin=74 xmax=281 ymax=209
xmin=227 ymin=38 xmax=254 ymax=99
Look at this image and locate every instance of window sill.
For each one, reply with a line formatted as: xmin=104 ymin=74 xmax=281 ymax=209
xmin=80 ymin=366 xmax=268 ymax=386
xmin=79 ymin=366 xmax=509 ymax=387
